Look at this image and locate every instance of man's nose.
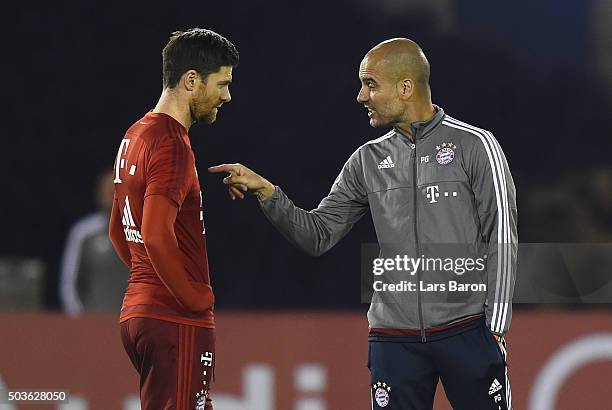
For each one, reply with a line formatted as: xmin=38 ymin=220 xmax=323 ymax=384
xmin=222 ymin=89 xmax=231 ymax=103
xmin=356 ymin=87 xmax=368 ymax=103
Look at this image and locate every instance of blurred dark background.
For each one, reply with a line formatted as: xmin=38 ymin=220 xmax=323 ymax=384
xmin=2 ymin=0 xmax=611 ymax=312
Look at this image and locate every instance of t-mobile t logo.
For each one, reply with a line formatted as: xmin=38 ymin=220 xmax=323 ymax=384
xmin=426 ymin=185 xmax=440 ymax=203
xmin=425 ymin=185 xmax=458 ymax=204
xmin=201 ymin=352 xmax=213 ymax=367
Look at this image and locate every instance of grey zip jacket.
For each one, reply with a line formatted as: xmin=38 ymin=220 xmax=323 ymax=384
xmin=259 ymin=106 xmax=517 ymax=336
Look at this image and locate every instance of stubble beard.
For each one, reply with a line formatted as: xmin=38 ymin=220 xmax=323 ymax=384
xmin=203 ymin=108 xmax=217 ymax=124
xmin=190 ymin=100 xmax=217 ymax=125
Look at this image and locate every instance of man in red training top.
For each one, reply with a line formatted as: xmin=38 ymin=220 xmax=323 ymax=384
xmin=108 ymin=28 xmax=238 ymax=410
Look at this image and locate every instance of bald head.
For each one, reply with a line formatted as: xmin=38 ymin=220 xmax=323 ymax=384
xmin=357 ymin=38 xmax=435 ymax=129
xmin=365 ymin=38 xmax=430 ymax=91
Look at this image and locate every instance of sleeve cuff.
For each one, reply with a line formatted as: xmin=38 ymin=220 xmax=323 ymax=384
xmin=258 ymin=185 xmax=279 ymax=204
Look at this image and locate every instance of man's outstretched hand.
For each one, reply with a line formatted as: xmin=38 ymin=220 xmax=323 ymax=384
xmin=208 ymin=163 xmax=276 ymax=201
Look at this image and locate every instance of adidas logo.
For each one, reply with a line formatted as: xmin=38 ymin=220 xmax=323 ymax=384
xmin=488 ymin=378 xmax=502 ymax=395
xmin=122 ymin=196 xmax=144 ymax=244
xmin=377 ymin=156 xmax=395 ymax=169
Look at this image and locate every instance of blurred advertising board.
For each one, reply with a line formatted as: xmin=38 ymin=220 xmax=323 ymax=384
xmin=0 ymin=311 xmax=611 ymax=409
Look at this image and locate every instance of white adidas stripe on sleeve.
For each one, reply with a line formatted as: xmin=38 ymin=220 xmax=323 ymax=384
xmin=442 ymin=117 xmax=513 ymax=334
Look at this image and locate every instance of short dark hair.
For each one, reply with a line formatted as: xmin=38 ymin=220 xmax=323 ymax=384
xmin=162 ymin=28 xmax=239 ymax=89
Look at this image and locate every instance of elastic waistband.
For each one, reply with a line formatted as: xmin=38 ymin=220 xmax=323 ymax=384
xmin=368 ymin=315 xmax=485 ymax=343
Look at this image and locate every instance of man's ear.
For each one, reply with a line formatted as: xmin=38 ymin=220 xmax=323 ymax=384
xmin=398 ymin=78 xmax=414 ymax=99
xmin=183 ymin=70 xmax=198 ymax=91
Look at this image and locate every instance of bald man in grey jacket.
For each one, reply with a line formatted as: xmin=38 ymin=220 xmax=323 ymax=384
xmin=210 ymin=38 xmax=516 ymax=410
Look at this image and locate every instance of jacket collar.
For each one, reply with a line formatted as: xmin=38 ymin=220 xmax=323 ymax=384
xmin=394 ymin=104 xmax=445 ymax=142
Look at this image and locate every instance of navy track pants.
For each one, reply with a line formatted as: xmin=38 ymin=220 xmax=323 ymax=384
xmin=368 ymin=319 xmax=511 ymax=410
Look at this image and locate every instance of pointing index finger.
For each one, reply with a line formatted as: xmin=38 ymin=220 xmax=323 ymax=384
xmin=208 ymin=164 xmax=237 ymax=174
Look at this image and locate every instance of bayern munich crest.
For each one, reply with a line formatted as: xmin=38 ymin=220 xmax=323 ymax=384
xmin=373 ymin=381 xmax=391 ymax=407
xmin=195 ymin=389 xmax=207 ymax=410
xmin=435 ymin=142 xmax=457 ymax=165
